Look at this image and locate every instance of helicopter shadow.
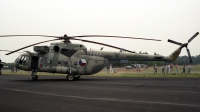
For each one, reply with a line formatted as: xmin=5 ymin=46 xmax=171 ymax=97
xmin=9 ymin=77 xmax=105 ymax=83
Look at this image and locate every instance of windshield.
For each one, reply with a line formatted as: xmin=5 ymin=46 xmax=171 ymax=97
xmin=15 ymin=56 xmax=21 ymax=62
xmin=17 ymin=56 xmax=29 ymax=64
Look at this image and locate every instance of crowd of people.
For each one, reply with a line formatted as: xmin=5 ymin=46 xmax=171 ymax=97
xmin=105 ymin=63 xmax=193 ymax=75
xmin=153 ymin=64 xmax=191 ymax=74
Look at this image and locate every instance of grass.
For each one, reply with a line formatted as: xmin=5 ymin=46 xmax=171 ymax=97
xmin=1 ymin=65 xmax=200 ymax=78
xmin=93 ymin=65 xmax=200 ymax=78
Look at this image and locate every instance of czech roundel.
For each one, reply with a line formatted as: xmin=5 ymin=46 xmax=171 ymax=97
xmin=79 ymin=59 xmax=87 ymax=67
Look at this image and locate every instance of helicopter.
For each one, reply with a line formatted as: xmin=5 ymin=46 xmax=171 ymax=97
xmin=0 ymin=32 xmax=199 ymax=81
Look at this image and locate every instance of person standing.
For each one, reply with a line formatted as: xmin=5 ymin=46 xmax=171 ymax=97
xmin=138 ymin=65 xmax=141 ymax=72
xmin=0 ymin=60 xmax=3 ymax=75
xmin=188 ymin=64 xmax=191 ymax=74
xmin=153 ymin=64 xmax=157 ymax=74
xmin=162 ymin=65 xmax=165 ymax=74
xmin=175 ymin=64 xmax=179 ymax=74
xmin=181 ymin=65 xmax=186 ymax=74
xmin=109 ymin=64 xmax=113 ymax=74
xmin=136 ymin=64 xmax=139 ymax=72
xmin=107 ymin=64 xmax=110 ymax=74
xmin=170 ymin=64 xmax=173 ymax=73
xmin=15 ymin=67 xmax=18 ymax=73
xmin=168 ymin=64 xmax=171 ymax=73
xmin=113 ymin=68 xmax=117 ymax=74
xmin=166 ymin=64 xmax=169 ymax=74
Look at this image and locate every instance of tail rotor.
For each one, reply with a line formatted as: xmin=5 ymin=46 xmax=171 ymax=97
xmin=167 ymin=32 xmax=199 ymax=63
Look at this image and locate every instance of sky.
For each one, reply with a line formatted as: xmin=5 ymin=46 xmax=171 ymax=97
xmin=0 ymin=0 xmax=200 ymax=63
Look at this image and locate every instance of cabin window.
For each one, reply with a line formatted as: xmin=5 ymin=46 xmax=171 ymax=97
xmin=60 ymin=48 xmax=77 ymax=57
xmin=58 ymin=60 xmax=61 ymax=64
xmin=74 ymin=62 xmax=77 ymax=66
xmin=64 ymin=61 xmax=68 ymax=65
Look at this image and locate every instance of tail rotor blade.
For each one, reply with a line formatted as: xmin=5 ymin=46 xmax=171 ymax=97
xmin=186 ymin=48 xmax=192 ymax=63
xmin=188 ymin=32 xmax=199 ymax=43
xmin=168 ymin=39 xmax=183 ymax=45
xmin=0 ymin=50 xmax=23 ymax=53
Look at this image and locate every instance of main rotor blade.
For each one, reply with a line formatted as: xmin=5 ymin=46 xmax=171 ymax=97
xmin=6 ymin=39 xmax=60 ymax=55
xmin=72 ymin=35 xmax=161 ymax=41
xmin=0 ymin=34 xmax=162 ymax=41
xmin=0 ymin=50 xmax=13 ymax=52
xmin=188 ymin=32 xmax=199 ymax=43
xmin=0 ymin=35 xmax=58 ymax=38
xmin=186 ymin=48 xmax=192 ymax=63
xmin=0 ymin=50 xmax=23 ymax=53
xmin=72 ymin=38 xmax=136 ymax=53
xmin=168 ymin=39 xmax=183 ymax=45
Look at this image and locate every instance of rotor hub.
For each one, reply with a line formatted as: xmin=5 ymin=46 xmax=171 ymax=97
xmin=183 ymin=43 xmax=188 ymax=48
xmin=64 ymin=34 xmax=68 ymax=38
xmin=62 ymin=34 xmax=71 ymax=43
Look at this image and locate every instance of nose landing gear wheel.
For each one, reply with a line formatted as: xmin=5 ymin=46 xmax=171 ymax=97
xmin=32 ymin=75 xmax=38 ymax=81
xmin=67 ymin=74 xmax=75 ymax=81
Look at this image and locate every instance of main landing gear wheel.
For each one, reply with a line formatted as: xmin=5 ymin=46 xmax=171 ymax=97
xmin=32 ymin=75 xmax=38 ymax=81
xmin=66 ymin=74 xmax=75 ymax=81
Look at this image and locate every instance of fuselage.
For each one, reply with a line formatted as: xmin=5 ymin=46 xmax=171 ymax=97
xmin=14 ymin=42 xmax=183 ymax=75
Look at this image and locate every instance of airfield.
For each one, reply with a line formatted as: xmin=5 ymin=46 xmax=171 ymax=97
xmin=0 ymin=72 xmax=200 ymax=112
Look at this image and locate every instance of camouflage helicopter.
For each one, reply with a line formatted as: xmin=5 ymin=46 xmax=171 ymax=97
xmin=0 ymin=32 xmax=199 ymax=81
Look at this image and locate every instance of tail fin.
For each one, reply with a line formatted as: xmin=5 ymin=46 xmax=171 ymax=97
xmin=167 ymin=46 xmax=183 ymax=61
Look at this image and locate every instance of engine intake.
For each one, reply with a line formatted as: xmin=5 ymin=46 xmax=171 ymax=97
xmin=33 ymin=46 xmax=49 ymax=53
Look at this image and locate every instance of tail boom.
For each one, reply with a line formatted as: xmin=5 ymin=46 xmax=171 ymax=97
xmin=166 ymin=46 xmax=182 ymax=61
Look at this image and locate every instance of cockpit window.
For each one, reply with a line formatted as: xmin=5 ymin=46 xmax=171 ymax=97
xmin=24 ymin=56 xmax=29 ymax=64
xmin=19 ymin=56 xmax=24 ymax=63
xmin=15 ymin=56 xmax=21 ymax=62
xmin=18 ymin=56 xmax=29 ymax=64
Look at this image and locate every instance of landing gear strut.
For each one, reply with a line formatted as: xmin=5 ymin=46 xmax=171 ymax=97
xmin=31 ymin=70 xmax=38 ymax=81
